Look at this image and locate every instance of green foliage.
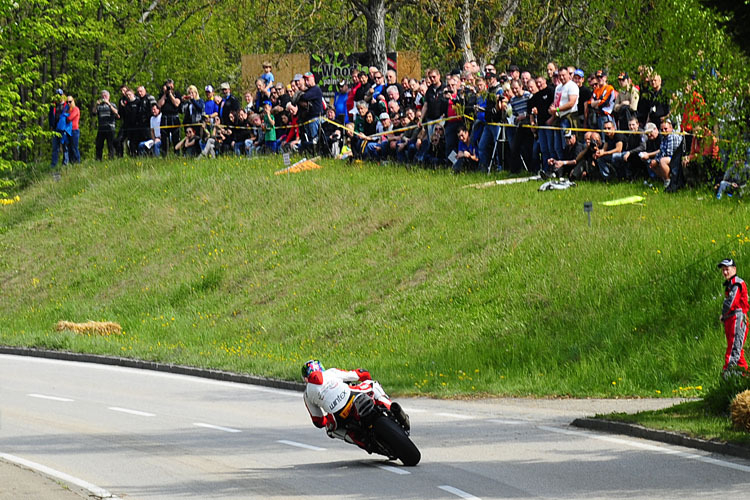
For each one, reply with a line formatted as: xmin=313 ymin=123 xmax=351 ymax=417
xmin=703 ymin=372 xmax=750 ymax=415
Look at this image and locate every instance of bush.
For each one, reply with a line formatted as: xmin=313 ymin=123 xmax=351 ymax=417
xmin=702 ymin=370 xmax=750 ymax=415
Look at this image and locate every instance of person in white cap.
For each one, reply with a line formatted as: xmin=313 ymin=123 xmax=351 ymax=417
xmin=204 ymin=85 xmax=219 ymax=120
xmin=718 ymin=258 xmax=749 ymax=375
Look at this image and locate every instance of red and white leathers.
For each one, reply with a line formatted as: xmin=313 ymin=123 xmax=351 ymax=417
xmin=304 ymin=368 xmax=392 ymax=447
xmin=722 ymin=275 xmax=749 ymax=371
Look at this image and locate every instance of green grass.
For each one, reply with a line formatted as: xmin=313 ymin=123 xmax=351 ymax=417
xmin=1 ymin=156 xmax=748 ymax=399
xmin=600 ymin=399 xmax=750 ymax=445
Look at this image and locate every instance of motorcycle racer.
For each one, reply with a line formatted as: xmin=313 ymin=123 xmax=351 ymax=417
xmin=302 ymin=360 xmax=410 ymax=450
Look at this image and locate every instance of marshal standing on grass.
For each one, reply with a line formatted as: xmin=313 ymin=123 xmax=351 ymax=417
xmin=718 ymin=258 xmax=749 ymax=375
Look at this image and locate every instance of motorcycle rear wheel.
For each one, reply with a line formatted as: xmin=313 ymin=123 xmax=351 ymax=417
xmin=373 ymin=417 xmax=421 ymax=466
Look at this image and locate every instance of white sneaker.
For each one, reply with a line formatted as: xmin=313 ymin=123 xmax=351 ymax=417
xmin=663 ymin=178 xmax=671 ymax=189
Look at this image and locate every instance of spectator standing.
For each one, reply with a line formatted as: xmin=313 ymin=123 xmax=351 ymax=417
xmin=550 ymin=67 xmax=579 ymax=160
xmin=66 ymin=95 xmax=81 ymax=164
xmin=219 ymin=82 xmax=240 ymax=126
xmin=301 ymin=72 xmax=325 ymax=145
xmin=573 ymin=69 xmax=591 ymax=130
xmin=508 ymin=79 xmax=533 ymax=173
xmin=478 ymin=72 xmax=506 ymax=172
xmin=717 ymin=259 xmax=749 ymax=374
xmin=638 ymin=73 xmax=669 ymax=126
xmin=49 ymin=89 xmax=70 ymax=168
xmin=421 ymin=68 xmax=447 ymax=139
xmin=92 ymin=89 xmax=119 ymax=161
xmin=136 ymin=86 xmax=156 ymax=148
xmin=114 ymin=85 xmax=130 ymax=156
xmin=181 ymin=85 xmax=204 ymax=127
xmin=122 ymin=88 xmax=141 ymax=156
xmin=204 ymin=85 xmax=219 ymax=121
xmin=334 ymin=80 xmax=350 ymax=124
xmin=157 ymin=79 xmax=182 ymax=155
xmin=589 ymin=70 xmax=615 ymax=129
xmin=530 ymin=75 xmax=555 ymax=169
xmin=613 ymin=72 xmax=639 ymax=130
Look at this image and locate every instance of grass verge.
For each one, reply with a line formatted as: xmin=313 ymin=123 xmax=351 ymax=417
xmin=0 ymin=156 xmax=748 ymax=400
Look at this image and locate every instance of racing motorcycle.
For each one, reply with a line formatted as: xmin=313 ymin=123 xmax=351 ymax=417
xmin=332 ymin=380 xmax=420 ymax=466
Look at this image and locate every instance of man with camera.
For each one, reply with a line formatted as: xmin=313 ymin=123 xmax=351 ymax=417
xmin=158 ymin=79 xmax=182 ymax=156
xmin=92 ymin=89 xmax=119 ymax=161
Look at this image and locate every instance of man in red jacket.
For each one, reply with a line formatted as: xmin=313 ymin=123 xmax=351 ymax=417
xmin=718 ymin=259 xmax=749 ymax=374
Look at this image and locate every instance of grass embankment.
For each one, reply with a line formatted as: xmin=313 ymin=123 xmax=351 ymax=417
xmin=1 ymin=156 xmax=748 ymax=398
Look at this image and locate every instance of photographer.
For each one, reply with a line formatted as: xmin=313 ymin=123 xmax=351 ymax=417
xmin=92 ymin=89 xmax=119 ymax=160
xmin=158 ymin=79 xmax=182 ymax=155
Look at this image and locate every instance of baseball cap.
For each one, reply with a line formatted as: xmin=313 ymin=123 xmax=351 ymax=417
xmin=339 ymin=80 xmax=347 ymax=86
xmin=718 ymin=258 xmax=736 ymax=268
xmin=574 ymin=69 xmax=585 ymax=78
xmin=618 ymin=72 xmax=629 ymax=80
xmin=220 ymin=82 xmax=230 ymax=90
xmin=204 ymin=85 xmax=214 ymax=92
xmin=293 ymin=74 xmax=303 ymax=81
xmin=303 ymin=72 xmax=314 ymax=78
xmin=564 ymin=130 xmax=574 ymax=138
xmin=595 ymin=70 xmax=606 ymax=78
xmin=262 ymin=100 xmax=272 ymax=107
xmin=379 ymin=112 xmax=390 ymax=121
xmin=55 ymin=88 xmax=64 ymax=95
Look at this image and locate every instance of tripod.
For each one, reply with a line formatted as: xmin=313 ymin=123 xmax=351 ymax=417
xmin=488 ymin=125 xmax=507 ymax=174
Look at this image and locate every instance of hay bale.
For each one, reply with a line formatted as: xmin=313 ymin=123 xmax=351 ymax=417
xmin=56 ymin=321 xmax=122 ymax=335
xmin=730 ymin=389 xmax=750 ymax=431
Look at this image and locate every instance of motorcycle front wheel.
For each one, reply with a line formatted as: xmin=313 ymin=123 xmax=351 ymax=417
xmin=373 ymin=417 xmax=421 ymax=466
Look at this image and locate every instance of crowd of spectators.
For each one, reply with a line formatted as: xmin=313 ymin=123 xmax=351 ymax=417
xmin=55 ymin=58 xmax=745 ymax=193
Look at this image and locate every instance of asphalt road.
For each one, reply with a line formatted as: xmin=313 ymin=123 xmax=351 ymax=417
xmin=2 ymin=354 xmax=749 ymax=499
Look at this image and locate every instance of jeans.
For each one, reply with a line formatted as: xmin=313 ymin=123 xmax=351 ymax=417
xmin=444 ymin=120 xmax=461 ymax=156
xmin=305 ymin=116 xmax=322 ymax=144
xmin=538 ymin=128 xmax=554 ymax=168
xmin=478 ymin=124 xmax=501 ymax=171
xmin=68 ymin=129 xmax=80 ymax=163
xmin=51 ymin=134 xmax=69 ymax=167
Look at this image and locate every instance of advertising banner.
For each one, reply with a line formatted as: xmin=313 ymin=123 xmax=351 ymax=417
xmin=310 ymin=52 xmax=397 ymax=98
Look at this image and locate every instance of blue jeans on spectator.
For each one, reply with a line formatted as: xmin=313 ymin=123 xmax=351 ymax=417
xmin=478 ymin=124 xmax=501 ymax=172
xmin=51 ymin=134 xmax=69 ymax=168
xmin=137 ymin=139 xmax=160 ymax=157
xmin=471 ymin=121 xmax=485 ymax=150
xmin=552 ymin=116 xmax=571 ymax=161
xmin=68 ymin=129 xmax=80 ymax=163
xmin=305 ymin=116 xmax=322 ymax=145
xmin=538 ymin=128 xmax=554 ymax=170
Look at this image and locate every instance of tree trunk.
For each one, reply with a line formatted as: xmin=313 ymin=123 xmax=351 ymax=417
xmin=364 ymin=0 xmax=387 ymax=73
xmin=455 ymin=0 xmax=475 ymax=65
xmin=388 ymin=10 xmax=400 ymax=52
xmin=485 ymin=0 xmax=520 ymax=66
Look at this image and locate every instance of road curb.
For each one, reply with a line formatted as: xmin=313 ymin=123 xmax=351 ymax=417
xmin=0 ymin=345 xmax=305 ymax=392
xmin=571 ymin=417 xmax=750 ymax=461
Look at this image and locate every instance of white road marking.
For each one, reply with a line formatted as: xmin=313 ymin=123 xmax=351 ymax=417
xmin=277 ymin=440 xmax=326 ymax=451
xmin=439 ymin=485 xmax=481 ymax=499
xmin=108 ymin=407 xmax=155 ymax=417
xmin=374 ymin=463 xmax=411 ymax=475
xmin=437 ymin=412 xmax=474 ymax=420
xmin=0 ymin=451 xmax=119 ymax=498
xmin=27 ymin=393 xmax=74 ymax=402
xmin=539 ymin=425 xmax=750 ymax=473
xmin=193 ymin=422 xmax=242 ymax=433
xmin=488 ymin=419 xmax=526 ymax=425
xmin=404 ymin=407 xmax=426 ymax=413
